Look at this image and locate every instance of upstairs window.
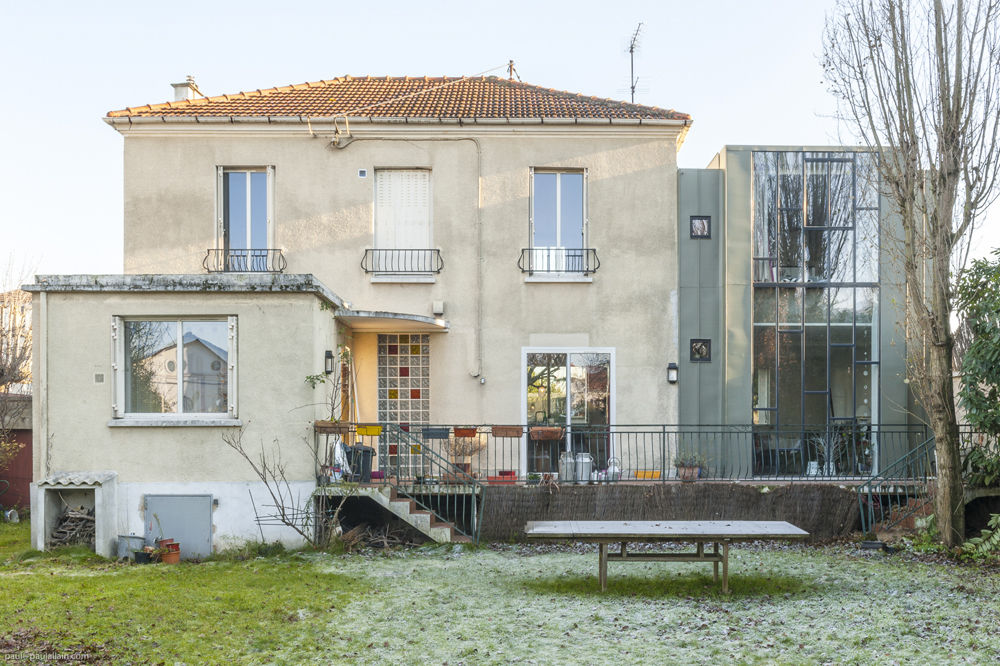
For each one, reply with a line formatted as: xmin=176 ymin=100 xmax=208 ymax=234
xmin=215 ymin=167 xmax=275 ymax=271
xmin=368 ymin=169 xmax=439 ymax=275
xmin=523 ymin=169 xmax=597 ymax=275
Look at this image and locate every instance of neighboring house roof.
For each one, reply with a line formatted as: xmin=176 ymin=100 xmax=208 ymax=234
xmin=149 ymin=332 xmax=227 ymax=362
xmin=106 ymin=75 xmax=689 ymax=122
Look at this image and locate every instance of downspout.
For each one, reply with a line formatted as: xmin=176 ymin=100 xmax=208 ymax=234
xmin=330 ymin=134 xmax=485 ymax=382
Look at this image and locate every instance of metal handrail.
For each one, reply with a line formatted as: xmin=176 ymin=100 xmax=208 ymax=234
xmin=857 ymin=435 xmax=937 ymax=533
xmin=380 ymin=423 xmax=484 ymax=544
xmin=203 ymin=248 xmax=287 ymax=273
xmin=518 ymin=248 xmax=600 ymax=275
xmin=361 ymin=249 xmax=443 ymax=275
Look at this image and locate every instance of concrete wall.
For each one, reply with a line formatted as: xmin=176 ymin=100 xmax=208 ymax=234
xmin=31 ymin=289 xmax=337 ymax=484
xmin=116 ymin=124 xmax=684 ymax=426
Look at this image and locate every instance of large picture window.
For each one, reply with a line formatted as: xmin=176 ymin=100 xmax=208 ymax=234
xmin=751 ymin=151 xmax=879 ymax=475
xmin=113 ymin=317 xmax=237 ymax=419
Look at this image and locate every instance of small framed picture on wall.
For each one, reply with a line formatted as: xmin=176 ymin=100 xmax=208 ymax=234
xmin=690 ymin=215 xmax=711 ymax=239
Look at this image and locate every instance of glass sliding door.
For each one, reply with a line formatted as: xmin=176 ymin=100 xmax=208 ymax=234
xmin=524 ymin=349 xmax=613 ymax=474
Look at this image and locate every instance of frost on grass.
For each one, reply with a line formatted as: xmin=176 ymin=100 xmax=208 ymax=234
xmin=319 ymin=544 xmax=1000 ymax=665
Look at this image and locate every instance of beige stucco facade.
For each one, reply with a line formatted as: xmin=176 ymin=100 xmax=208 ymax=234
xmin=114 ymin=122 xmax=684 ymax=427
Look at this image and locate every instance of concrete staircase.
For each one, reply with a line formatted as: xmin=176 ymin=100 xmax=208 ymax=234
xmin=359 ymin=487 xmax=470 ymax=544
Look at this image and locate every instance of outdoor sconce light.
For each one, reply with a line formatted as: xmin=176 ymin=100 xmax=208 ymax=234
xmin=667 ymin=362 xmax=679 ymax=384
xmin=324 ymin=350 xmax=334 ymax=375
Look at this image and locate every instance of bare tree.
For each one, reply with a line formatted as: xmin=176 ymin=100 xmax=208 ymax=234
xmin=824 ymin=0 xmax=1000 ymax=545
xmin=222 ymin=425 xmax=356 ymax=548
xmin=0 ymin=288 xmax=31 ymax=473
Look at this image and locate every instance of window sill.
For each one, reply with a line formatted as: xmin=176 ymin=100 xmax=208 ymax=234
xmin=524 ymin=275 xmax=594 ymax=283
xmin=108 ymin=418 xmax=243 ymax=428
xmin=369 ymin=275 xmax=437 ymax=284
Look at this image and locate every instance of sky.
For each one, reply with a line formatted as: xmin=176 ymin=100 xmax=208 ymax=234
xmin=0 ymin=0 xmax=995 ymax=279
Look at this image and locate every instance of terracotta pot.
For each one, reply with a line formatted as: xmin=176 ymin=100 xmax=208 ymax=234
xmin=314 ymin=420 xmax=351 ymax=435
xmin=160 ymin=550 xmax=180 ymax=564
xmin=676 ymin=466 xmax=700 ymax=481
xmin=453 ymin=427 xmax=478 ymax=438
xmin=529 ymin=426 xmax=564 ymax=441
xmin=491 ymin=426 xmax=523 ymax=438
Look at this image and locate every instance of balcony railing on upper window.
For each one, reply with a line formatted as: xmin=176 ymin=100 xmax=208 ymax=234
xmin=518 ymin=248 xmax=600 ymax=275
xmin=361 ymin=249 xmax=444 ymax=276
xmin=203 ymin=249 xmax=287 ymax=273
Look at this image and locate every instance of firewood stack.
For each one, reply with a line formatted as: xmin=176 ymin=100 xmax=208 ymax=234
xmin=50 ymin=506 xmax=95 ymax=547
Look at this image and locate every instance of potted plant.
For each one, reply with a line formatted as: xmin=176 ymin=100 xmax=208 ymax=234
xmin=526 ymin=472 xmax=542 ymax=486
xmin=674 ymin=450 xmax=708 ymax=481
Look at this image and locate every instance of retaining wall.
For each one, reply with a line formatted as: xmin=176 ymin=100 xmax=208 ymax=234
xmin=480 ymin=483 xmax=860 ymax=543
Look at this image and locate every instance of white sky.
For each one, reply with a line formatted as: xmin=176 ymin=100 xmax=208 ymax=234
xmin=1 ymin=0 xmax=996 ymax=278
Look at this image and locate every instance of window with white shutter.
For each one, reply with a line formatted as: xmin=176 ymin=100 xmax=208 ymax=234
xmin=367 ymin=169 xmax=440 ymax=275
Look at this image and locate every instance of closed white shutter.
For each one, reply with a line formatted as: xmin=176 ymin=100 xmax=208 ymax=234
xmin=375 ymin=169 xmax=430 ymax=250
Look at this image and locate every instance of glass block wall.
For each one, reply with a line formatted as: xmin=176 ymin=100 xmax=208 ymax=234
xmin=377 ymin=334 xmax=430 ymax=424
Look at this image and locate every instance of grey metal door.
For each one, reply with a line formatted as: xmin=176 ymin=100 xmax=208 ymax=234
xmin=143 ymin=494 xmax=213 ymax=559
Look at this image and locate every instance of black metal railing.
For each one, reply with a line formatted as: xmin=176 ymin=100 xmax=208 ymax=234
xmin=361 ymin=249 xmax=443 ymax=275
xmin=324 ymin=423 xmax=927 ymax=484
xmin=203 ymin=248 xmax=287 ymax=273
xmin=314 ymin=422 xmax=483 ymax=543
xmin=857 ymin=435 xmax=937 ymax=533
xmin=518 ymin=248 xmax=600 ymax=275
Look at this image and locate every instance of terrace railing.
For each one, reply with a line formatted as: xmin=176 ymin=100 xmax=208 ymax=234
xmin=334 ymin=423 xmax=928 ymax=484
xmin=320 ymin=423 xmax=483 ymax=543
xmin=857 ymin=434 xmax=937 ymax=534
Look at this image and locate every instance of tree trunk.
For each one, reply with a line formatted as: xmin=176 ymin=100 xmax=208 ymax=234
xmin=927 ymin=336 xmax=964 ymax=546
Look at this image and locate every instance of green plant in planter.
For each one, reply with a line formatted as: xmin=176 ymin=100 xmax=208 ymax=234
xmin=673 ymin=450 xmax=708 ymax=469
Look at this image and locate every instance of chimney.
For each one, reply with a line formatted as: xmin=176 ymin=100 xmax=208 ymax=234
xmin=171 ymin=75 xmax=199 ymax=101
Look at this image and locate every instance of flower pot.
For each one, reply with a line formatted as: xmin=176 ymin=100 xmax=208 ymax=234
xmin=529 ymin=426 xmax=564 ymax=441
xmin=422 ymin=427 xmax=450 ymax=439
xmin=314 ymin=420 xmax=351 ymax=435
xmin=160 ymin=550 xmax=180 ymax=565
xmin=133 ymin=550 xmax=152 ymax=564
xmin=453 ymin=427 xmax=478 ymax=438
xmin=355 ymin=425 xmax=382 ymax=437
xmin=491 ymin=426 xmax=523 ymax=438
xmin=676 ymin=465 xmax=700 ymax=481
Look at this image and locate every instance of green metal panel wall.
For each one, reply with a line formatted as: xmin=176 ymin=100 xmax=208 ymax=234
xmin=677 ymin=169 xmax=725 ymax=426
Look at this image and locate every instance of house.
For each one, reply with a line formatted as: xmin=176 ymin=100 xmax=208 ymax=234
xmin=26 ymin=75 xmax=916 ymax=555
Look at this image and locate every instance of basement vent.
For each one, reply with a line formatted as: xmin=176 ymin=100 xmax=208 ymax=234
xmin=94 ymin=373 xmax=106 ymax=385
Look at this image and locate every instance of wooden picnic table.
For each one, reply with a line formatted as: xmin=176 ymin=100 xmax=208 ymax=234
xmin=524 ymin=520 xmax=809 ymax=593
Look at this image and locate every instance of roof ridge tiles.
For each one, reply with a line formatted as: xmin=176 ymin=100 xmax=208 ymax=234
xmin=106 ymin=74 xmax=690 ymax=122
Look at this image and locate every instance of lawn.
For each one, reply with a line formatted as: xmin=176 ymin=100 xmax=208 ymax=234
xmin=1 ymin=521 xmax=998 ymax=664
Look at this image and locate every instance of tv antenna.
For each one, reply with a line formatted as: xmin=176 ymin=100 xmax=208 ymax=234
xmin=627 ymin=22 xmax=643 ymax=103
xmin=507 ymin=59 xmax=521 ymax=81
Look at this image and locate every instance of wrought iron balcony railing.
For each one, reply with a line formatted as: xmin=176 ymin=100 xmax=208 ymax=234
xmin=203 ymin=248 xmax=287 ymax=273
xmin=518 ymin=248 xmax=600 ymax=275
xmin=361 ymin=248 xmax=444 ymax=275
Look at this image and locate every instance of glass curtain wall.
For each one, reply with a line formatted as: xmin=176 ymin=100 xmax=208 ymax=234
xmin=751 ymin=151 xmax=880 ymax=475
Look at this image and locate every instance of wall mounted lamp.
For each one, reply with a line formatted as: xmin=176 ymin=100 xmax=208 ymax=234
xmin=324 ymin=350 xmax=334 ymax=375
xmin=667 ymin=362 xmax=679 ymax=384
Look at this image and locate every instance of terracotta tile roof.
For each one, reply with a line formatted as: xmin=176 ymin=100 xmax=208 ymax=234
xmin=107 ymin=75 xmax=689 ymax=122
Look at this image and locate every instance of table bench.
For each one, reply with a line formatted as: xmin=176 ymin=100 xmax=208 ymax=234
xmin=524 ymin=520 xmax=809 ymax=593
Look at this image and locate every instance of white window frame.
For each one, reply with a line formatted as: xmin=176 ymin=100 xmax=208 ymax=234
xmin=216 ymin=166 xmax=275 ymax=250
xmin=528 ymin=168 xmax=590 ymax=280
xmin=371 ymin=168 xmax=435 ymax=282
xmin=519 ymin=346 xmax=615 ymax=476
xmin=111 ymin=316 xmax=238 ymax=424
